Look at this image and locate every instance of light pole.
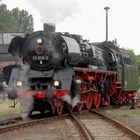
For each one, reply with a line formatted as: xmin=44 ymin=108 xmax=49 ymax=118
xmin=104 ymin=6 xmax=110 ymax=42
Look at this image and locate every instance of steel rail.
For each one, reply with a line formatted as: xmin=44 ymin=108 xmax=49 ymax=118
xmin=0 ymin=113 xmax=95 ymax=140
xmin=91 ymin=110 xmax=140 ymax=140
xmin=0 ymin=116 xmax=21 ymax=127
xmin=0 ymin=114 xmax=68 ymax=134
xmin=69 ymin=114 xmax=95 ymax=140
xmin=1 ymin=110 xmax=139 ymax=140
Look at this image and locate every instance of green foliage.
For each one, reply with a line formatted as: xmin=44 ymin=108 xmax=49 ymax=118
xmin=121 ymin=48 xmax=140 ymax=75
xmin=124 ymin=48 xmax=136 ymax=64
xmin=112 ymin=38 xmax=140 ymax=75
xmin=112 ymin=38 xmax=120 ymax=47
xmin=0 ymin=4 xmax=33 ymax=32
xmin=11 ymin=8 xmax=33 ymax=32
xmin=0 ymin=4 xmax=15 ymax=32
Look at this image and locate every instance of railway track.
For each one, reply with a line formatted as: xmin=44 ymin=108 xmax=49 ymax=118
xmin=75 ymin=110 xmax=140 ymax=140
xmin=69 ymin=114 xmax=94 ymax=140
xmin=0 ymin=116 xmax=21 ymax=127
xmin=0 ymin=112 xmax=52 ymax=127
xmin=0 ymin=114 xmax=94 ymax=140
xmin=0 ymin=110 xmax=140 ymax=140
xmin=92 ymin=110 xmax=140 ymax=140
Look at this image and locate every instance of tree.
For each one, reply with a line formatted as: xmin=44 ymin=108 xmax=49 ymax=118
xmin=0 ymin=4 xmax=16 ymax=32
xmin=0 ymin=4 xmax=33 ymax=32
xmin=112 ymin=39 xmax=140 ymax=75
xmin=124 ymin=48 xmax=136 ymax=64
xmin=11 ymin=8 xmax=33 ymax=32
xmin=121 ymin=48 xmax=140 ymax=75
xmin=112 ymin=38 xmax=120 ymax=47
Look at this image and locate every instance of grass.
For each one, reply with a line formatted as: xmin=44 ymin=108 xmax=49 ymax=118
xmin=134 ymin=108 xmax=140 ymax=115
xmin=105 ymin=105 xmax=140 ymax=119
xmin=105 ymin=110 xmax=129 ymax=118
xmin=0 ymin=98 xmax=20 ymax=118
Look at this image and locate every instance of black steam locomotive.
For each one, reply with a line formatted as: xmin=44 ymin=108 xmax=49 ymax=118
xmin=4 ymin=27 xmax=138 ymax=117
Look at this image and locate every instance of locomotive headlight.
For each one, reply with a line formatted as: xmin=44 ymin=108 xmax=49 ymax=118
xmin=16 ymin=81 xmax=23 ymax=87
xmin=54 ymin=80 xmax=60 ymax=87
xmin=37 ymin=38 xmax=43 ymax=45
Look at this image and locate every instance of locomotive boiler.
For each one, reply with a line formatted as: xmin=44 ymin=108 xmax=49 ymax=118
xmin=4 ymin=27 xmax=138 ymax=117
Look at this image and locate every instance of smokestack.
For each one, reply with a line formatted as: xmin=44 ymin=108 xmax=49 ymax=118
xmin=43 ymin=23 xmax=56 ymax=33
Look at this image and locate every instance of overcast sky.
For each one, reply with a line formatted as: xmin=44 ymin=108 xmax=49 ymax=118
xmin=2 ymin=0 xmax=140 ymax=54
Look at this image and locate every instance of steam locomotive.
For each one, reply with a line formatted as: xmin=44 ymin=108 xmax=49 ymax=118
xmin=4 ymin=27 xmax=138 ymax=117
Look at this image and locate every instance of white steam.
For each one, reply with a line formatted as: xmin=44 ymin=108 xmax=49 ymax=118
xmin=18 ymin=62 xmax=34 ymax=120
xmin=62 ymin=94 xmax=80 ymax=108
xmin=71 ymin=95 xmax=80 ymax=108
xmin=28 ymin=0 xmax=80 ymax=23
xmin=18 ymin=93 xmax=34 ymax=120
xmin=62 ymin=94 xmax=71 ymax=105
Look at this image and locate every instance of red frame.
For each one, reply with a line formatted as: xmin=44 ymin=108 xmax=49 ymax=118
xmin=16 ymin=67 xmax=136 ymax=114
xmin=16 ymin=89 xmax=70 ymax=98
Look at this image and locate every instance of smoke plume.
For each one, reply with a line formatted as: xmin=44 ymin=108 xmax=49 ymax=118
xmin=62 ymin=94 xmax=71 ymax=105
xmin=71 ymin=95 xmax=80 ymax=107
xmin=28 ymin=0 xmax=80 ymax=24
xmin=17 ymin=63 xmax=34 ymax=120
xmin=18 ymin=93 xmax=34 ymax=120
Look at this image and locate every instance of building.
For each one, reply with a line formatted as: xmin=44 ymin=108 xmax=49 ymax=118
xmin=0 ymin=32 xmax=25 ymax=67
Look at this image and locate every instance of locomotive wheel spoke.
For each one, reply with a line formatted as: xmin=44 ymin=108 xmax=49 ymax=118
xmin=77 ymin=94 xmax=85 ymax=111
xmin=77 ymin=102 xmax=83 ymax=112
xmin=106 ymin=96 xmax=110 ymax=106
xmin=86 ymin=92 xmax=93 ymax=110
xmin=68 ymin=105 xmax=73 ymax=113
xmin=56 ymin=98 xmax=63 ymax=115
xmin=50 ymin=101 xmax=56 ymax=115
xmin=118 ymin=94 xmax=126 ymax=104
xmin=57 ymin=107 xmax=63 ymax=115
xmin=102 ymin=96 xmax=110 ymax=106
xmin=94 ymin=92 xmax=101 ymax=109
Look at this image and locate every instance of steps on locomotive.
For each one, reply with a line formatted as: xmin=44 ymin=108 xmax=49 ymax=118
xmin=116 ymin=82 xmax=122 ymax=89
